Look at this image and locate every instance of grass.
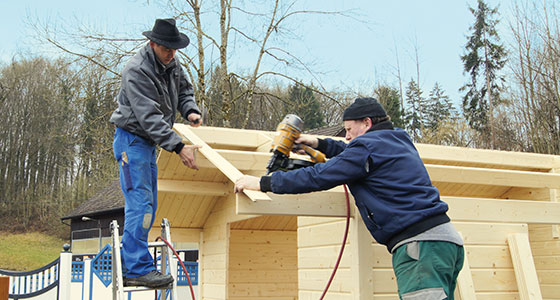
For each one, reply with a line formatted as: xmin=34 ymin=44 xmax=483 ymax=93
xmin=0 ymin=232 xmax=68 ymax=271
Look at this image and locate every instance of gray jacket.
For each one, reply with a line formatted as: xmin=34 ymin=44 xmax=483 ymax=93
xmin=110 ymin=43 xmax=200 ymax=152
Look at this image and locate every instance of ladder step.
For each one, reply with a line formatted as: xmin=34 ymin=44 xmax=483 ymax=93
xmin=147 ymin=241 xmax=167 ymax=248
xmin=117 ymin=241 xmax=167 ymax=248
xmin=123 ymin=284 xmax=174 ymax=292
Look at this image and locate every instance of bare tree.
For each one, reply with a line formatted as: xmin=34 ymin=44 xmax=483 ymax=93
xmin=509 ymin=0 xmax=560 ymax=154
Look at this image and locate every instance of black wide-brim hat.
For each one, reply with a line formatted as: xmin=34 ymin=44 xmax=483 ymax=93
xmin=143 ymin=18 xmax=190 ymax=49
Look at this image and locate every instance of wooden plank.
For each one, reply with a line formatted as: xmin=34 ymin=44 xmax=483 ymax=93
xmin=300 ymin=290 xmax=353 ymax=300
xmin=508 ymin=233 xmax=543 ymax=300
xmin=456 ymin=233 xmax=477 ymax=300
xmin=238 ymin=190 xmax=560 ymax=223
xmin=158 ymin=179 xmax=229 ymax=196
xmin=228 ymin=282 xmax=298 ymax=297
xmin=188 ymin=126 xmax=275 ymax=150
xmin=416 ymin=143 xmax=560 ymax=170
xmin=237 ymin=187 xmax=350 ymax=217
xmin=349 ymin=206 xmax=375 ymax=298
xmin=540 ymin=284 xmax=560 ymax=299
xmin=298 ymin=268 xmax=354 ymax=292
xmin=455 ymin=222 xmax=528 ymax=245
xmin=174 ymin=124 xmax=271 ymax=202
xmin=550 ymin=167 xmax=560 ymax=238
xmin=445 ymin=197 xmax=560 ymax=224
xmin=537 ymin=270 xmax=560 ymax=284
xmin=427 ymin=164 xmax=560 ymax=189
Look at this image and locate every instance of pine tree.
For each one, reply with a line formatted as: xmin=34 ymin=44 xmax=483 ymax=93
xmin=426 ymin=83 xmax=456 ymax=130
xmin=375 ymin=85 xmax=405 ymax=128
xmin=404 ymin=79 xmax=426 ymax=141
xmin=286 ymin=83 xmax=324 ymax=130
xmin=460 ymin=0 xmax=507 ymax=148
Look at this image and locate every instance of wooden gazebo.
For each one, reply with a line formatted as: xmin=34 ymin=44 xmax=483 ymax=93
xmin=149 ymin=124 xmax=560 ymax=299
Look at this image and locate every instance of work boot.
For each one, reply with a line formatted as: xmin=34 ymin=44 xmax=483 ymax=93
xmin=123 ymin=270 xmax=174 ymax=288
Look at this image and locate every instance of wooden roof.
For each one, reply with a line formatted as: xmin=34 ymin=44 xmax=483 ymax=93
xmin=154 ymin=125 xmax=560 ymax=230
xmin=62 ymin=179 xmax=123 ymax=220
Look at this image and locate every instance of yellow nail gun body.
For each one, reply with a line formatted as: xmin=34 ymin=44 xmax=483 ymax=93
xmin=266 ymin=114 xmax=326 ymax=174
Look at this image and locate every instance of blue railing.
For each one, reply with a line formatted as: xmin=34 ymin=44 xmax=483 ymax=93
xmin=71 ymin=261 xmax=84 ymax=283
xmin=0 ymin=258 xmax=59 ymax=299
xmin=177 ymin=262 xmax=198 ymax=285
xmin=70 ymin=248 xmax=198 ymax=287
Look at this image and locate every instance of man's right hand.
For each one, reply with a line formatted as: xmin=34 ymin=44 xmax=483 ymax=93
xmin=294 ymin=135 xmax=319 ymax=154
xmin=179 ymin=144 xmax=202 ymax=169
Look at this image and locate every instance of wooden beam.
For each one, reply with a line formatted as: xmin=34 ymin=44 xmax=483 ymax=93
xmin=444 ymin=196 xmax=560 ymax=224
xmin=158 ymin=179 xmax=229 ymax=196
xmin=188 ymin=126 xmax=275 ymax=150
xmin=349 ymin=206 xmax=375 ymax=299
xmin=417 ymin=143 xmax=560 ymax=170
xmin=187 ymin=148 xmax=560 ymax=190
xmin=456 ymin=233 xmax=477 ymax=300
xmin=183 ymin=127 xmax=560 ymax=171
xmin=237 ymin=186 xmax=351 ymax=217
xmin=508 ymin=233 xmax=543 ymax=300
xmin=550 ymin=167 xmax=560 ymax=238
xmin=427 ymin=164 xmax=560 ymax=189
xmin=237 ymin=187 xmax=560 ymax=222
xmin=174 ymin=124 xmax=271 ymax=202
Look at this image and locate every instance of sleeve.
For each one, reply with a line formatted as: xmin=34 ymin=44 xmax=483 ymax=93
xmin=269 ymin=140 xmax=370 ymax=194
xmin=177 ymin=66 xmax=201 ymax=118
xmin=318 ymin=138 xmax=348 ymax=158
xmin=123 ymin=67 xmax=182 ymax=152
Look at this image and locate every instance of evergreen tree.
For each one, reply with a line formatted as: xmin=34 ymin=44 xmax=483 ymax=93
xmin=375 ymin=85 xmax=405 ymax=128
xmin=285 ymin=83 xmax=324 ymax=130
xmin=404 ymin=79 xmax=427 ymax=141
xmin=426 ymin=83 xmax=456 ymax=130
xmin=460 ymin=0 xmax=507 ymax=148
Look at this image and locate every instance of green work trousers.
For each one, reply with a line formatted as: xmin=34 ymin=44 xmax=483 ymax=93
xmin=392 ymin=241 xmax=464 ymax=300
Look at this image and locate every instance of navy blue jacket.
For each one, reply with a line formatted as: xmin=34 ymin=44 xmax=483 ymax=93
xmin=262 ymin=121 xmax=449 ymax=251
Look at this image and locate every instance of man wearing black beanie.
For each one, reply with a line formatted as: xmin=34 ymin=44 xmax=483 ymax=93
xmin=235 ymin=97 xmax=464 ymax=299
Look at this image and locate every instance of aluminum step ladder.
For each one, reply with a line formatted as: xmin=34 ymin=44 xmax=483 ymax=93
xmin=111 ymin=218 xmax=178 ymax=300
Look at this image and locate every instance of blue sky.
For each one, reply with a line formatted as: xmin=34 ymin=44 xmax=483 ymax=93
xmin=1 ymin=0 xmax=508 ymax=108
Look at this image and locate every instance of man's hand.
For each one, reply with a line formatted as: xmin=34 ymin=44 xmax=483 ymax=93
xmin=293 ymin=135 xmax=319 ymax=154
xmin=179 ymin=144 xmax=202 ymax=169
xmin=234 ymin=175 xmax=260 ymax=193
xmin=188 ymin=113 xmax=202 ymax=127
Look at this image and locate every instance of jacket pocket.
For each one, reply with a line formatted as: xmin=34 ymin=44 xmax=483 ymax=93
xmin=364 ymin=206 xmax=381 ymax=231
xmin=121 ymin=152 xmax=133 ymax=191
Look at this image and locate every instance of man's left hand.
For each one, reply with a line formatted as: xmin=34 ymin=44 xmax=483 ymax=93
xmin=179 ymin=144 xmax=202 ymax=169
xmin=234 ymin=175 xmax=260 ymax=193
xmin=188 ymin=113 xmax=202 ymax=127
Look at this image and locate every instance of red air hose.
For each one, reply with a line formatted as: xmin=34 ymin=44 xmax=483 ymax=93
xmin=156 ymin=236 xmax=196 ymax=300
xmin=319 ymin=184 xmax=351 ymax=300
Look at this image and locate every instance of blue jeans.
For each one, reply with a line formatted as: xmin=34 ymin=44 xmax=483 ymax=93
xmin=113 ymin=128 xmax=158 ymax=278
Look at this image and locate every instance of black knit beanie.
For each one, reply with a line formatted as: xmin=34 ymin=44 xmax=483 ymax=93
xmin=342 ymin=97 xmax=387 ymax=121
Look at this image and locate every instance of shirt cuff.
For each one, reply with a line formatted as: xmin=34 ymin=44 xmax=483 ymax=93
xmin=260 ymin=176 xmax=272 ymax=192
xmin=174 ymin=142 xmax=185 ymax=154
xmin=317 ymin=138 xmax=329 ymax=153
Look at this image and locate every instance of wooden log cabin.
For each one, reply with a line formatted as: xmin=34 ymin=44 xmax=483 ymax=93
xmin=149 ymin=124 xmax=560 ymax=300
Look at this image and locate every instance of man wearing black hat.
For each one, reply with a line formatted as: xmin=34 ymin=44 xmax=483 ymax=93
xmin=235 ymin=98 xmax=464 ymax=299
xmin=110 ymin=18 xmax=202 ymax=288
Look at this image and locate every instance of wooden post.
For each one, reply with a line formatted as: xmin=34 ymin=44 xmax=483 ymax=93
xmin=508 ymin=233 xmax=543 ymax=300
xmin=455 ymin=233 xmax=476 ymax=300
xmin=550 ymin=167 xmax=559 ymax=238
xmin=0 ymin=276 xmax=8 ymax=300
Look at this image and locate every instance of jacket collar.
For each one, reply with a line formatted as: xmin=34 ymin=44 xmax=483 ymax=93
xmin=367 ymin=120 xmax=394 ymax=132
xmin=143 ymin=43 xmax=176 ymax=75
